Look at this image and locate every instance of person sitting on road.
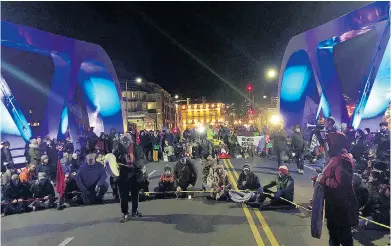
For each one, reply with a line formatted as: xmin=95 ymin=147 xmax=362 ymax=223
xmin=2 ymin=174 xmax=32 ymax=215
xmin=237 ymin=163 xmax=261 ymax=191
xmin=153 ymin=165 xmax=175 ymax=199
xmin=174 ymin=153 xmax=197 ymax=198
xmin=29 ymin=172 xmax=55 ymax=211
xmin=57 ymin=172 xmax=82 ymax=210
xmin=209 ymin=164 xmax=232 ymax=201
xmin=76 ymin=153 xmax=108 ymax=204
xmin=249 ymin=165 xmax=294 ymax=209
xmin=202 ymin=154 xmax=217 ymax=190
xmin=19 ymin=163 xmax=37 ymax=184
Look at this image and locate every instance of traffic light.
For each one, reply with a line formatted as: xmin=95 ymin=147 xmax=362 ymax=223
xmin=246 ymin=84 xmax=253 ymax=92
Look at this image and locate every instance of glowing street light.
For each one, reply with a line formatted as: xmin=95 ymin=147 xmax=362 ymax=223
xmin=174 ymin=95 xmax=179 ymax=99
xmin=266 ymin=69 xmax=277 ymax=79
xmin=263 ymin=95 xmax=267 ymax=99
xmin=135 ymin=77 xmax=142 ymax=84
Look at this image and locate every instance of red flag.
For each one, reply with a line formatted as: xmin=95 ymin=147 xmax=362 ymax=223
xmin=56 ymin=158 xmax=66 ymax=196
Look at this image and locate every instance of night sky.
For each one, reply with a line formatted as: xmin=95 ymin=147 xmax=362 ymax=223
xmin=1 ymin=1 xmax=370 ymax=103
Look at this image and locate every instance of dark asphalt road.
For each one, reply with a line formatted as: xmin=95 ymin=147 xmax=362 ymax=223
xmin=1 ymin=158 xmax=389 ymax=246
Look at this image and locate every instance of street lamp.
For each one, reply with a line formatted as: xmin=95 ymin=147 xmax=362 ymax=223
xmin=135 ymin=77 xmax=142 ymax=84
xmin=263 ymin=95 xmax=267 ymax=99
xmin=266 ymin=69 xmax=277 ymax=79
xmin=174 ymin=95 xmax=179 ymax=99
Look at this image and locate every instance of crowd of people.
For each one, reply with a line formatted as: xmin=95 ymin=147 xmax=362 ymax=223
xmin=1 ymin=118 xmax=389 ymax=240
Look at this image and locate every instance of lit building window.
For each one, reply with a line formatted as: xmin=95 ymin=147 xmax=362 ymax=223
xmin=211 ymin=104 xmax=215 ymax=108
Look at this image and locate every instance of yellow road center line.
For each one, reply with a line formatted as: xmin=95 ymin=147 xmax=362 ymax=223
xmin=223 ymin=159 xmax=265 ymax=246
xmin=226 ymin=159 xmax=280 ymax=246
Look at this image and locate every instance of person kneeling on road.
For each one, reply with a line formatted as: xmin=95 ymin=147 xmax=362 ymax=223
xmin=248 ymin=165 xmax=294 ymax=209
xmin=174 ymin=153 xmax=197 ymax=198
xmin=209 ymin=164 xmax=231 ymax=201
xmin=29 ymin=172 xmax=55 ymax=211
xmin=2 ymin=174 xmax=32 ymax=215
xmin=76 ymin=153 xmax=108 ymax=204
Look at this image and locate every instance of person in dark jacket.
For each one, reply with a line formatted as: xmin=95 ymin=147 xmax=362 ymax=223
xmin=58 ymin=172 xmax=82 ymax=210
xmin=116 ymin=133 xmax=146 ymax=222
xmin=150 ymin=131 xmax=161 ymax=162
xmin=36 ymin=136 xmax=47 ymax=156
xmin=35 ymin=155 xmax=53 ymax=181
xmin=374 ymin=122 xmax=390 ymax=161
xmin=139 ymin=130 xmax=151 ymax=161
xmin=271 ymin=126 xmax=287 ymax=168
xmin=1 ymin=141 xmax=13 ymax=173
xmin=291 ymin=125 xmax=305 ymax=174
xmin=107 ymin=128 xmax=117 ymax=153
xmin=29 ymin=172 xmax=55 ymax=211
xmin=2 ymin=174 xmax=31 ymax=215
xmin=165 ymin=129 xmax=175 ymax=146
xmin=96 ymin=133 xmax=108 ymax=154
xmin=86 ymin=127 xmax=98 ymax=154
xmin=174 ymin=153 xmax=197 ymax=198
xmin=350 ymin=129 xmax=368 ymax=161
xmin=361 ymin=170 xmax=390 ymax=228
xmin=237 ymin=163 xmax=261 ymax=191
xmin=352 ymin=173 xmax=369 ymax=210
xmin=320 ymin=150 xmax=358 ymax=246
xmin=250 ymin=165 xmax=294 ymax=209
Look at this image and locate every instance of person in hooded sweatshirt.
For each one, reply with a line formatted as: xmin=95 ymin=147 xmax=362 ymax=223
xmin=174 ymin=153 xmax=197 ymax=198
xmin=29 ymin=172 xmax=55 ymax=211
xmin=76 ymin=153 xmax=108 ymax=204
xmin=2 ymin=174 xmax=31 ymax=215
xmin=237 ymin=163 xmax=261 ymax=191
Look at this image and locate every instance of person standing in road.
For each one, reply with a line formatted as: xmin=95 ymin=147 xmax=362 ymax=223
xmin=114 ymin=134 xmax=146 ymax=222
xmin=291 ymin=125 xmax=305 ymax=174
xmin=319 ymin=144 xmax=358 ymax=246
xmin=271 ymin=125 xmax=287 ymax=168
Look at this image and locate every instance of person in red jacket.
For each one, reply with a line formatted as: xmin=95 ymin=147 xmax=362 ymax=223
xmin=320 ymin=148 xmax=359 ymax=246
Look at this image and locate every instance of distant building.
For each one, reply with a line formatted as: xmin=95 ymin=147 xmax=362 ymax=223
xmin=270 ymin=96 xmax=278 ymax=107
xmin=120 ymin=80 xmax=175 ymax=131
xmin=178 ymin=100 xmax=227 ymax=129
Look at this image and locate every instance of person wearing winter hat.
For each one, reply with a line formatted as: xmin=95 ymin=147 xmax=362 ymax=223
xmin=237 ymin=163 xmax=261 ymax=191
xmin=154 ymin=165 xmax=175 ymax=198
xmin=249 ymin=165 xmax=294 ymax=209
xmin=29 ymin=172 xmax=55 ymax=211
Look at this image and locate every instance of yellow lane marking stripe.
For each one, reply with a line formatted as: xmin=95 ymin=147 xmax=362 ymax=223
xmin=226 ymin=159 xmax=280 ymax=246
xmin=223 ymin=159 xmax=265 ymax=246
